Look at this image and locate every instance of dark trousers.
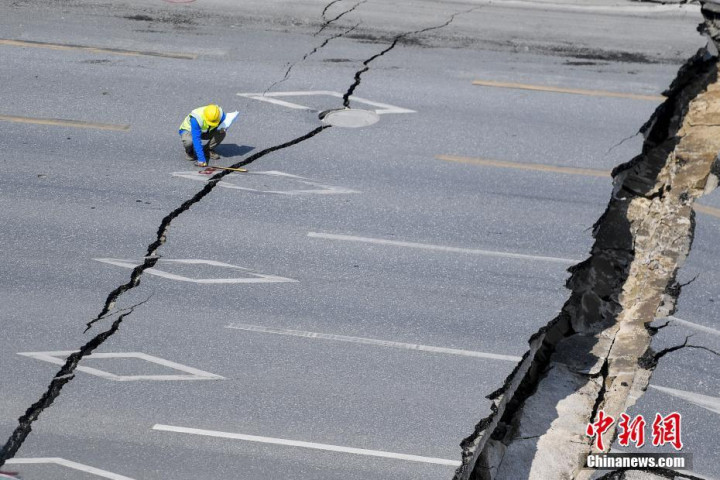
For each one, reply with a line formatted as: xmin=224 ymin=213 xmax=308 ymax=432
xmin=180 ymin=129 xmax=226 ymax=158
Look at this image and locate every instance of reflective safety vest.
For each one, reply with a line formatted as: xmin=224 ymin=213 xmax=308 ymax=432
xmin=179 ymin=105 xmax=224 ymax=133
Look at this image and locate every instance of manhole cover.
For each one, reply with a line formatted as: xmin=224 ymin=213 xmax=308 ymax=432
xmin=320 ymin=108 xmax=379 ymax=128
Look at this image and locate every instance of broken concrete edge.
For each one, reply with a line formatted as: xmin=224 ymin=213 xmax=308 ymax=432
xmin=455 ymin=314 xmax=571 ymax=479
xmin=454 ymin=43 xmax=720 ymax=479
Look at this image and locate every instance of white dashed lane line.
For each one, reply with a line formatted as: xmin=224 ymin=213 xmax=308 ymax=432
xmin=307 ymin=232 xmax=578 ymax=265
xmin=226 ymin=323 xmax=522 ymax=362
xmin=152 ymin=425 xmax=462 ymax=467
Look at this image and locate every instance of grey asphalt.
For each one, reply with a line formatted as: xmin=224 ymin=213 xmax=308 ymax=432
xmin=0 ymin=1 xmax=718 ymax=479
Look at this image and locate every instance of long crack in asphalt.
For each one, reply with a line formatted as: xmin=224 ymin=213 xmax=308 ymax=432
xmin=342 ymin=8 xmax=477 ymax=108
xmin=0 ymin=297 xmax=151 ymax=464
xmin=0 ymin=7 xmax=470 ymax=468
xmin=320 ymin=0 xmax=344 ymax=21
xmin=264 ymin=0 xmax=368 ymax=95
xmin=0 ymin=124 xmax=330 ymax=468
xmin=455 ymin=10 xmax=720 ymax=479
xmin=85 ymin=124 xmax=331 ymax=333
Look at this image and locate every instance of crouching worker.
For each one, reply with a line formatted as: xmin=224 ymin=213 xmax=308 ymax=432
xmin=179 ymin=104 xmax=226 ymax=167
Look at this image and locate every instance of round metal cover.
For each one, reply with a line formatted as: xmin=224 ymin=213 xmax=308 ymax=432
xmin=320 ymin=108 xmax=380 ymax=128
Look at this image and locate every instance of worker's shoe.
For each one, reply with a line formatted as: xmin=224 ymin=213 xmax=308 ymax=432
xmin=196 ymin=161 xmax=208 ymax=167
xmin=204 ymin=148 xmax=221 ymax=160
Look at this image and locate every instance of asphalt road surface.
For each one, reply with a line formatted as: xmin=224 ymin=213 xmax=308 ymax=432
xmin=1 ymin=1 xmax=718 ymax=479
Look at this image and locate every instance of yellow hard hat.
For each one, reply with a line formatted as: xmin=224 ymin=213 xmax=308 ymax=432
xmin=203 ymin=104 xmax=221 ymax=127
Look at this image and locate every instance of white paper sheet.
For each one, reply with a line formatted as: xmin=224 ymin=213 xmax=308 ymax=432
xmin=219 ymin=111 xmax=239 ymax=130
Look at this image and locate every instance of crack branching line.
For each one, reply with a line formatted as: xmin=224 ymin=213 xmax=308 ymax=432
xmin=606 ymin=131 xmax=641 ymax=155
xmin=264 ymin=22 xmax=360 ymax=95
xmin=86 ymin=125 xmax=330 ymax=332
xmin=644 ymin=335 xmax=720 ymax=369
xmin=315 ymin=0 xmax=366 ymax=37
xmin=321 ymin=0 xmax=344 ymax=20
xmin=678 ymin=273 xmax=700 ymax=288
xmin=0 ymin=296 xmax=151 ymax=466
xmin=342 ymin=8 xmax=477 ymax=108
xmin=646 ymin=320 xmax=671 ymax=335
xmin=264 ymin=0 xmax=367 ymax=95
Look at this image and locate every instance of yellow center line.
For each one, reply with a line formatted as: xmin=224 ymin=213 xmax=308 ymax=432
xmin=692 ymin=204 xmax=720 ymax=218
xmin=472 ymin=80 xmax=666 ymax=102
xmin=436 ymin=154 xmax=612 ymax=177
xmin=0 ymin=39 xmax=197 ymax=60
xmin=0 ymin=114 xmax=130 ymax=132
xmin=436 ymin=154 xmax=720 ymax=219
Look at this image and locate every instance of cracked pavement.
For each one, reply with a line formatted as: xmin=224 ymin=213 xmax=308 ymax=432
xmin=1 ymin=0 xmax=719 ymax=479
xmin=1 ymin=3 xmax=479 ymax=469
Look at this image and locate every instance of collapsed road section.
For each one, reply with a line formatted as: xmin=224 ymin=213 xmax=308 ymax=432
xmin=455 ymin=6 xmax=720 ymax=480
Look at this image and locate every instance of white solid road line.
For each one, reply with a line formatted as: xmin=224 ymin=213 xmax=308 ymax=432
xmin=225 ymin=323 xmax=522 ymax=362
xmin=666 ymin=315 xmax=720 ymax=337
xmin=5 ymin=458 xmax=135 ymax=480
xmin=152 ymin=424 xmax=461 ymax=467
xmin=476 ymin=0 xmax=699 ymax=14
xmin=307 ymin=232 xmax=578 ymax=265
xmin=650 ymin=385 xmax=720 ymax=416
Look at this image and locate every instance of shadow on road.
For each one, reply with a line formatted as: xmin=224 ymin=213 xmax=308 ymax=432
xmin=216 ymin=144 xmax=255 ymax=158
